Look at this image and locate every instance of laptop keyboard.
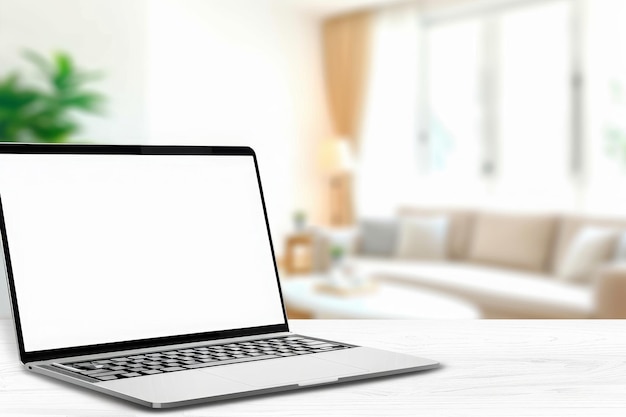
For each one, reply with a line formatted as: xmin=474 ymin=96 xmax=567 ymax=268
xmin=53 ymin=336 xmax=351 ymax=381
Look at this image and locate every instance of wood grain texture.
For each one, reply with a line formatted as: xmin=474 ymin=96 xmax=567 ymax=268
xmin=1 ymin=319 xmax=626 ymax=416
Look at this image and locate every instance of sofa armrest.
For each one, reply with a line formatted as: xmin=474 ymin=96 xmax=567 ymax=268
xmin=309 ymin=227 xmax=359 ymax=272
xmin=594 ymin=263 xmax=626 ymax=318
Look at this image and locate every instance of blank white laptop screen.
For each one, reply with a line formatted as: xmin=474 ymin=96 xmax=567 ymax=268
xmin=0 ymin=153 xmax=285 ymax=353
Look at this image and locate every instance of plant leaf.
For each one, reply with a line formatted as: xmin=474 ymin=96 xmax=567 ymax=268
xmin=22 ymin=50 xmax=53 ymax=78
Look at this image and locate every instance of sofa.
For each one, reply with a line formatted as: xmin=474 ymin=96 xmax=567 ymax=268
xmin=312 ymin=208 xmax=626 ymax=319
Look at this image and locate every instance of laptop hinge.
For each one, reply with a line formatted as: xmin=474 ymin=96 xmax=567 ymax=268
xmin=27 ymin=331 xmax=295 ymax=366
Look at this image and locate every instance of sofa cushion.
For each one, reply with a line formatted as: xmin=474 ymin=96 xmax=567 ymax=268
xmin=468 ymin=212 xmax=556 ymax=272
xmin=350 ymin=258 xmax=592 ymax=318
xmin=557 ymin=226 xmax=619 ymax=284
xmin=397 ymin=207 xmax=475 ymax=260
xmin=357 ymin=219 xmax=399 ymax=257
xmin=395 ymin=216 xmax=448 ymax=260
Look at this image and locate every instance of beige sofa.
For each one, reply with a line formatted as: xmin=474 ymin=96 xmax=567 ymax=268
xmin=315 ymin=208 xmax=626 ymax=319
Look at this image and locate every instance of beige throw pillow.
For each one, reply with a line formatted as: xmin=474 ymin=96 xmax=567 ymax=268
xmin=468 ymin=212 xmax=556 ymax=271
xmin=395 ymin=216 xmax=449 ymax=260
xmin=557 ymin=226 xmax=618 ymax=284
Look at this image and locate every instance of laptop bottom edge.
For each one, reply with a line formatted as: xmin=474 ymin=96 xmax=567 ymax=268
xmin=28 ymin=352 xmax=439 ymax=409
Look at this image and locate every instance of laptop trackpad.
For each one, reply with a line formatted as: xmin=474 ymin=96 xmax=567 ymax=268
xmin=204 ymin=355 xmax=366 ymax=388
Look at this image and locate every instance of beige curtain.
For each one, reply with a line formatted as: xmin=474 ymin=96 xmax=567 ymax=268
xmin=322 ymin=12 xmax=372 ymax=227
xmin=323 ymin=11 xmax=373 ymax=152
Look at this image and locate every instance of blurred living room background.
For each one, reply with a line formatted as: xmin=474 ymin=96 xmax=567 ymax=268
xmin=3 ymin=0 xmax=626 ymax=319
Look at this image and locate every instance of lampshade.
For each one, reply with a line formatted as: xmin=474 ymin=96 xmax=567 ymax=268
xmin=319 ymin=137 xmax=354 ymax=173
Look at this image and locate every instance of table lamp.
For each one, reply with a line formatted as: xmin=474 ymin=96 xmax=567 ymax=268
xmin=319 ymin=136 xmax=354 ymax=226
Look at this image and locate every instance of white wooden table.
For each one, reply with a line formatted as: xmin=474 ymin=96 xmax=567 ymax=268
xmin=1 ymin=319 xmax=626 ymax=416
xmin=281 ymin=275 xmax=480 ymax=319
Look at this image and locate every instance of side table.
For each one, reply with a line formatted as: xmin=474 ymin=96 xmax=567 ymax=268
xmin=282 ymin=232 xmax=314 ymax=275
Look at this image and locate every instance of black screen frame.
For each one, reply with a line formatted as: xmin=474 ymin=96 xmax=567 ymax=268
xmin=0 ymin=143 xmax=290 ymax=364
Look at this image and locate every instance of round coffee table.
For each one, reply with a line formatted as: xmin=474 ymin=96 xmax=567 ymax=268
xmin=280 ymin=275 xmax=480 ymax=319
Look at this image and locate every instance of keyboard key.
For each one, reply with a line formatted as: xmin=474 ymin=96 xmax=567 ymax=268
xmin=162 ymin=367 xmax=186 ymax=372
xmin=183 ymin=354 xmax=278 ymax=369
xmin=89 ymin=370 xmax=127 ymax=377
xmin=121 ymin=372 xmax=142 ymax=377
xmin=141 ymin=369 xmax=163 ymax=375
xmin=81 ymin=368 xmax=116 ymax=376
xmin=96 ymin=375 xmax=118 ymax=381
xmin=75 ymin=362 xmax=105 ymax=370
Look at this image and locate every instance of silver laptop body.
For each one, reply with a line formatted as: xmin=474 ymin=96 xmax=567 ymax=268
xmin=0 ymin=144 xmax=438 ymax=408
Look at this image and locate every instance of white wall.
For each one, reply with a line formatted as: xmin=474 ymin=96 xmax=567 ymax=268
xmin=0 ymin=0 xmax=149 ymax=143
xmin=0 ymin=0 xmax=331 ymax=318
xmin=146 ymin=0 xmax=331 ymax=249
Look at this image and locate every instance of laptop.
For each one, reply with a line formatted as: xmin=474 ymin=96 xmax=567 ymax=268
xmin=0 ymin=144 xmax=438 ymax=408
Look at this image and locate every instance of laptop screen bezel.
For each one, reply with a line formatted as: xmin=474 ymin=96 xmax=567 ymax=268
xmin=0 ymin=143 xmax=290 ymax=364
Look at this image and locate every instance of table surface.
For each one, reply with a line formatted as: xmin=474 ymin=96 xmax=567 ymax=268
xmin=281 ymin=275 xmax=480 ymax=319
xmin=1 ymin=319 xmax=626 ymax=416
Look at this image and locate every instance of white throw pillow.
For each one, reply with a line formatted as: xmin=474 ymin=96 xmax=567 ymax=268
xmin=557 ymin=226 xmax=619 ymax=284
xmin=395 ymin=216 xmax=449 ymax=260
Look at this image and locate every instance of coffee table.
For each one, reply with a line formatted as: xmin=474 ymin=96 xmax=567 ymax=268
xmin=280 ymin=275 xmax=480 ymax=319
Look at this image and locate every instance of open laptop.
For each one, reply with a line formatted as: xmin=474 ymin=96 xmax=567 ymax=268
xmin=0 ymin=144 xmax=438 ymax=408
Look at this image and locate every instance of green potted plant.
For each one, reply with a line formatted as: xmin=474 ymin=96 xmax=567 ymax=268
xmin=293 ymin=210 xmax=307 ymax=231
xmin=0 ymin=50 xmax=105 ymax=143
xmin=329 ymin=244 xmax=345 ymax=264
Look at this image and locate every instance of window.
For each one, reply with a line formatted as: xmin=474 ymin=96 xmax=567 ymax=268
xmin=422 ymin=0 xmax=577 ymax=210
xmin=585 ymin=0 xmax=626 ymax=215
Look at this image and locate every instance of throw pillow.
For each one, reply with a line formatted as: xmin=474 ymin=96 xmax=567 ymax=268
xmin=395 ymin=216 xmax=449 ymax=260
xmin=557 ymin=226 xmax=619 ymax=284
xmin=358 ymin=219 xmax=399 ymax=257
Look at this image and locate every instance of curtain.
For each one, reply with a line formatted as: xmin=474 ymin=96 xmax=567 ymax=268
xmin=355 ymin=4 xmax=422 ymax=218
xmin=323 ymin=11 xmax=373 ymax=151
